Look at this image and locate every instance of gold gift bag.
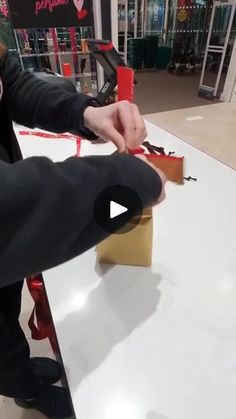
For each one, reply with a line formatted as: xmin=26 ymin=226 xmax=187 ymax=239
xmin=97 ymin=154 xmax=184 ymax=267
xmin=97 ymin=209 xmax=153 ymax=267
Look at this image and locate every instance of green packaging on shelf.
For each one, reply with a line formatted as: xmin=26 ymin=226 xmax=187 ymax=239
xmin=144 ymin=36 xmax=159 ymax=69
xmin=128 ymin=38 xmax=145 ymax=70
xmin=156 ymin=46 xmax=172 ymax=69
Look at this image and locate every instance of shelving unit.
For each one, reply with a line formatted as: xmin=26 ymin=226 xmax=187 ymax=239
xmin=117 ymin=0 xmax=147 ymax=63
xmin=13 ymin=27 xmax=98 ymax=96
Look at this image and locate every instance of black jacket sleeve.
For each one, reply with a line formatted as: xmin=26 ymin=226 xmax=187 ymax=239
xmin=0 ymin=154 xmax=162 ymax=288
xmin=4 ymin=54 xmax=96 ymax=138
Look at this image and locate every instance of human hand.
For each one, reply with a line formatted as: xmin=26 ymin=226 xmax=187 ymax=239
xmin=136 ymin=154 xmax=167 ymax=205
xmin=83 ymin=101 xmax=147 ymax=152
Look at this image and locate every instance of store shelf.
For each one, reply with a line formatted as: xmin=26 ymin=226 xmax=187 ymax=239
xmin=19 ymin=51 xmax=90 ymax=58
xmin=66 ymin=72 xmax=97 ymax=78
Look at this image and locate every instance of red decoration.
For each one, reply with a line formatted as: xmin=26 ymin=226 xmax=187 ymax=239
xmin=0 ymin=0 xmax=8 ymax=17
xmin=27 ymin=275 xmax=59 ymax=354
xmin=117 ymin=66 xmax=134 ymax=103
xmin=73 ymin=0 xmax=88 ymax=20
xmin=77 ymin=8 xmax=88 ymax=20
xmin=62 ymin=63 xmax=72 ymax=77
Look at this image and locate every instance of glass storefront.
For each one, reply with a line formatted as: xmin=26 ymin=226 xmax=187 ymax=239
xmin=144 ymin=0 xmax=165 ymax=37
xmin=167 ymin=0 xmax=210 ymax=54
xmin=1 ymin=0 xmax=236 ymax=84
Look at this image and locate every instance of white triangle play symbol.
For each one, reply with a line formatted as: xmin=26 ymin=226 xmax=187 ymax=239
xmin=110 ymin=201 xmax=128 ymax=219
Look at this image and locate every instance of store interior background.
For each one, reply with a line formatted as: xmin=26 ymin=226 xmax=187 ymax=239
xmin=0 ymin=0 xmax=236 ymax=114
xmin=0 ymin=0 xmax=236 ymax=418
xmin=117 ymin=0 xmax=235 ymax=113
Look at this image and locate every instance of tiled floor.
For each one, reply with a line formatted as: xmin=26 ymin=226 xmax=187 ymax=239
xmin=145 ymin=102 xmax=236 ymax=170
xmin=135 ymin=70 xmax=223 ymax=114
xmin=0 ymin=284 xmax=54 ymax=419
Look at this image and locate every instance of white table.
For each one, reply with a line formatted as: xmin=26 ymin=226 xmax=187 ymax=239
xmin=16 ymin=122 xmax=236 ymax=419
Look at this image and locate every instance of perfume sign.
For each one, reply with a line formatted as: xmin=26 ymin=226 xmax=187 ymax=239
xmin=7 ymin=0 xmax=93 ymax=29
xmin=35 ymin=0 xmax=69 ymax=16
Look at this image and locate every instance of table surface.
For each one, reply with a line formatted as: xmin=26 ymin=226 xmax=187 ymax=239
xmin=16 ymin=121 xmax=236 ymax=419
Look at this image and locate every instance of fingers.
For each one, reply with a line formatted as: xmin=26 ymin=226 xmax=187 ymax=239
xmin=130 ymin=104 xmax=147 ymax=148
xmin=117 ymin=101 xmax=135 ymax=148
xmin=135 ymin=155 xmax=167 ymax=205
xmin=84 ymin=101 xmax=147 ymax=152
xmin=117 ymin=101 xmax=147 ymax=150
xmin=102 ymin=121 xmax=126 ymax=152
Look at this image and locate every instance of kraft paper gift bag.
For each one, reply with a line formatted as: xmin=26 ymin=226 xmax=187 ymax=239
xmin=97 ymin=147 xmax=184 ymax=267
xmin=97 ymin=209 xmax=153 ymax=267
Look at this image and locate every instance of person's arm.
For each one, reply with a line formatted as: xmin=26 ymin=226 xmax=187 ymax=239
xmin=4 ymin=54 xmax=97 ymax=139
xmin=4 ymin=54 xmax=147 ymax=151
xmin=0 ymin=154 xmax=162 ymax=288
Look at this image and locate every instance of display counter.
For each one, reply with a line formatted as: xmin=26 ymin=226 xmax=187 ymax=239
xmin=16 ymin=120 xmax=236 ymax=419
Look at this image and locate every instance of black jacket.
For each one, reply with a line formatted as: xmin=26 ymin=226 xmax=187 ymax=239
xmin=0 ymin=54 xmax=162 ymax=287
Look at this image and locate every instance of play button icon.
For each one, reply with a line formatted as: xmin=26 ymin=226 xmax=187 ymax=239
xmin=94 ymin=185 xmax=143 ymax=234
xmin=110 ymin=201 xmax=128 ymax=219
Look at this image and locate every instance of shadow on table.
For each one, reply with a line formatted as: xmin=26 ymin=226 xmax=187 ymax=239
xmin=57 ymin=263 xmax=162 ymax=388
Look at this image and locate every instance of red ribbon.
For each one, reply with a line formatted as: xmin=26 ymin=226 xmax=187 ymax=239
xmin=130 ymin=146 xmax=183 ymax=162
xmin=19 ymin=130 xmax=82 ymax=158
xmin=19 ymin=130 xmax=82 ymax=142
xmin=130 ymin=146 xmax=145 ymax=154
xmin=27 ymin=275 xmax=58 ymax=354
xmin=76 ymin=138 xmax=81 ymax=156
xmin=25 ymin=129 xmax=82 ymax=354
